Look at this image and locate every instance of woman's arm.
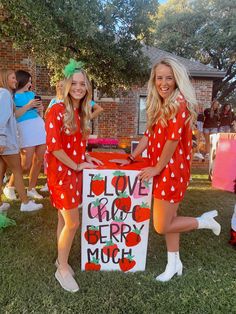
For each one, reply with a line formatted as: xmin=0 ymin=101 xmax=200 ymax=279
xmin=52 ymin=150 xmax=79 ymax=171
xmin=52 ymin=149 xmax=97 ymax=171
xmin=14 ymin=99 xmax=40 ymax=118
xmin=0 ymin=90 xmax=12 ymax=150
xmin=138 ymin=139 xmax=178 ymax=181
xmin=130 ymin=136 xmax=148 ymax=159
xmin=90 ymin=103 xmax=103 ymax=120
xmin=109 ymin=136 xmax=148 ymax=165
xmin=36 ymin=103 xmax=44 ymax=118
xmin=155 ymin=140 xmax=178 ymax=174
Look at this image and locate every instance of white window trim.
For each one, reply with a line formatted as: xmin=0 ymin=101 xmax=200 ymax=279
xmin=138 ymin=95 xmax=147 ymax=135
xmin=94 ymin=89 xmax=120 ymax=103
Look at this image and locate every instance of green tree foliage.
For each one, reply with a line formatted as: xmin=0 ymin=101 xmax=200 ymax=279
xmin=0 ymin=0 xmax=158 ymax=93
xmin=155 ymin=0 xmax=236 ymax=103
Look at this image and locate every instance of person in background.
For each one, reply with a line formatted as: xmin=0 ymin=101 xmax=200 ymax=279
xmin=194 ymin=104 xmax=204 ymax=160
xmin=219 ymin=103 xmax=235 ymax=133
xmin=114 ymin=57 xmax=221 ymax=282
xmin=0 ymin=69 xmax=43 ymax=212
xmin=47 ymin=80 xmax=64 ymax=110
xmin=45 ymin=59 xmax=102 ymax=292
xmin=3 ymin=70 xmax=46 ymax=201
xmin=203 ymin=100 xmax=220 ymax=158
xmin=90 ymin=100 xmax=103 ymax=120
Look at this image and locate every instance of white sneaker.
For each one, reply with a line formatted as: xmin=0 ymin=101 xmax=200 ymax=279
xmin=55 ymin=259 xmax=75 ymax=277
xmin=0 ymin=202 xmax=10 ymax=213
xmin=27 ymin=188 xmax=44 ymax=199
xmin=194 ymin=152 xmax=204 ymax=160
xmin=40 ymin=183 xmax=48 ymax=192
xmin=20 ymin=200 xmax=43 ymax=212
xmin=3 ymin=186 xmax=17 ymax=200
xmin=3 ymin=175 xmax=8 ymax=184
xmin=55 ymin=269 xmax=79 ymax=292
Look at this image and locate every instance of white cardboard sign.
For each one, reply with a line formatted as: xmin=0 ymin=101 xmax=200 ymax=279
xmin=81 ymin=169 xmax=153 ymax=272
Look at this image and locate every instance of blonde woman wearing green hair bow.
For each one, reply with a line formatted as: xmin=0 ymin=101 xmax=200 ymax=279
xmin=45 ymin=60 xmax=103 ymax=292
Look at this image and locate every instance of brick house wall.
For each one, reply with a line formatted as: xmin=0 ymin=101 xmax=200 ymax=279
xmin=94 ymin=79 xmax=213 ymax=148
xmin=0 ymin=38 xmax=214 ymax=149
xmin=0 ymin=38 xmax=54 ymax=103
xmin=192 ymin=78 xmax=213 ymax=107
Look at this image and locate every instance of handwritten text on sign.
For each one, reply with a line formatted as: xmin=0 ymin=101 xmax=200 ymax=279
xmin=81 ymin=169 xmax=153 ymax=272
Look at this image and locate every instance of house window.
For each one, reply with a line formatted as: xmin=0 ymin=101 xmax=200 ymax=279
xmin=94 ymin=88 xmax=120 ymax=103
xmin=138 ymin=95 xmax=147 ymax=134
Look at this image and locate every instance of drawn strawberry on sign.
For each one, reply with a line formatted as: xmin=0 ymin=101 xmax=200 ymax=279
xmin=84 ymin=226 xmax=101 ymax=245
xmin=91 ymin=174 xmax=105 ymax=196
xmin=114 ymin=191 xmax=131 ymax=212
xmin=133 ymin=202 xmax=151 ymax=223
xmin=85 ymin=257 xmax=101 ymax=271
xmin=119 ymin=254 xmax=136 ymax=272
xmin=125 ymin=229 xmax=141 ymax=247
xmin=90 ymin=199 xmax=107 ymax=220
xmin=133 ymin=180 xmax=151 ymax=199
xmin=102 ymin=240 xmax=119 ymax=257
xmin=111 ymin=216 xmax=126 ymax=235
xmin=111 ymin=171 xmax=128 ymax=191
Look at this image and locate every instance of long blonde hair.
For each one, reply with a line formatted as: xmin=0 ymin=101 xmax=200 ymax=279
xmin=63 ymin=70 xmax=92 ymax=137
xmin=0 ymin=69 xmax=15 ymax=90
xmin=56 ymin=80 xmax=64 ymax=100
xmin=146 ymin=57 xmax=197 ymax=131
xmin=210 ymin=99 xmax=219 ymax=119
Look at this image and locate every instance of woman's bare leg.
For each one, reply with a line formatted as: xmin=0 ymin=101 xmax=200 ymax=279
xmin=57 ymin=207 xmax=80 ymax=273
xmin=203 ymin=132 xmax=210 ymax=155
xmin=0 ymin=157 xmax=7 ymax=205
xmin=8 ymin=147 xmax=35 ymax=187
xmin=153 ymin=199 xmax=198 ymax=251
xmin=28 ymin=144 xmax=46 ymax=190
xmin=57 ymin=210 xmax=65 ymax=244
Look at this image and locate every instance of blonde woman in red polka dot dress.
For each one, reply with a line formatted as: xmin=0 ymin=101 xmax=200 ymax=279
xmin=45 ymin=60 xmax=102 ymax=292
xmin=121 ymin=57 xmax=221 ymax=282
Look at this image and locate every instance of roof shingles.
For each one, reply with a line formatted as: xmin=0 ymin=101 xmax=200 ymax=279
xmin=143 ymin=46 xmax=225 ymax=78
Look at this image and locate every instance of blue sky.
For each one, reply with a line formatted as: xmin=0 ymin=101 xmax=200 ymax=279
xmin=159 ymin=0 xmax=167 ymax=3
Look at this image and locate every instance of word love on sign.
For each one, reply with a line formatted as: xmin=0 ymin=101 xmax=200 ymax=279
xmin=81 ymin=169 xmax=153 ymax=272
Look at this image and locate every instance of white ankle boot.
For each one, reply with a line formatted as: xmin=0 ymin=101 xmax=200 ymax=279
xmin=156 ymin=252 xmax=183 ymax=282
xmin=197 ymin=210 xmax=221 ymax=236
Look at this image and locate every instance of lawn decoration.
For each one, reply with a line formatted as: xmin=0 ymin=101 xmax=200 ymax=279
xmin=0 ymin=213 xmax=16 ymax=229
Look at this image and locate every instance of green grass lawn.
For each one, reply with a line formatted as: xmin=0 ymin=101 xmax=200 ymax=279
xmin=0 ymin=168 xmax=235 ymax=314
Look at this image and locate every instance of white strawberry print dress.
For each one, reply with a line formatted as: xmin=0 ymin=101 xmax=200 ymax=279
xmin=45 ymin=103 xmax=86 ymax=210
xmin=145 ymin=94 xmax=192 ymax=203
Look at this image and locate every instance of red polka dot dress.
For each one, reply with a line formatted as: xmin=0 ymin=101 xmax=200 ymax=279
xmin=145 ymin=94 xmax=192 ymax=203
xmin=45 ymin=103 xmax=86 ymax=210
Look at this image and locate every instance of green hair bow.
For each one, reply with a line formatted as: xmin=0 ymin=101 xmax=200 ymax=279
xmin=63 ymin=59 xmax=85 ymax=78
